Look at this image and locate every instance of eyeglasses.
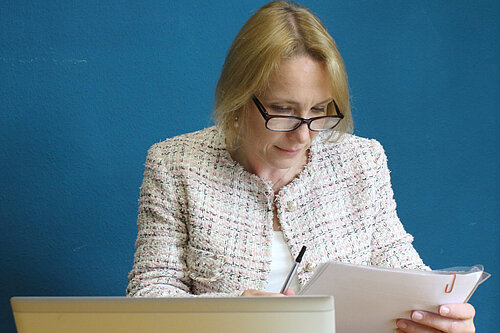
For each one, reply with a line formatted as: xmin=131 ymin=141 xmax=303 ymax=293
xmin=251 ymin=95 xmax=344 ymax=132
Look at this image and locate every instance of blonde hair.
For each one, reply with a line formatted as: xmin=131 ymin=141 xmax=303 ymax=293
xmin=214 ymin=1 xmax=353 ymax=150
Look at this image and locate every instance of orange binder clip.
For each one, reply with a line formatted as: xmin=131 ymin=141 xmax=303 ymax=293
xmin=444 ymin=273 xmax=456 ymax=293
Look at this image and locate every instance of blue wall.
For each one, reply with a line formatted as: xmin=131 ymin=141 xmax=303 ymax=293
xmin=1 ymin=1 xmax=498 ymax=332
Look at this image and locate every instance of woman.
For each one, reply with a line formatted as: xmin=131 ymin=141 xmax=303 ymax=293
xmin=127 ymin=2 xmax=476 ymax=332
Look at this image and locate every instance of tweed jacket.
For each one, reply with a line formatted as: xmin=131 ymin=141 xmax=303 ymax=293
xmin=126 ymin=126 xmax=428 ymax=297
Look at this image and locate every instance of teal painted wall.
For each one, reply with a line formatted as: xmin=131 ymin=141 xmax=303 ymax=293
xmin=1 ymin=1 xmax=498 ymax=331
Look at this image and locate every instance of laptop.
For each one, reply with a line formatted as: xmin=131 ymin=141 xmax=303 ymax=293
xmin=11 ymin=295 xmax=335 ymax=333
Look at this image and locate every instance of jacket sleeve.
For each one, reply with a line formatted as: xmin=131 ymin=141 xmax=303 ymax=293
xmin=126 ymin=143 xmax=244 ymax=297
xmin=126 ymin=143 xmax=193 ymax=297
xmin=368 ymin=140 xmax=430 ymax=271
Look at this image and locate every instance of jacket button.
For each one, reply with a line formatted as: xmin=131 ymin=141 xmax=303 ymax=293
xmin=286 ymin=201 xmax=298 ymax=212
xmin=304 ymin=262 xmax=317 ymax=272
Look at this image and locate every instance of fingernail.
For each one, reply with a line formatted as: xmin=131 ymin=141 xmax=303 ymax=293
xmin=412 ymin=311 xmax=424 ymax=320
xmin=396 ymin=320 xmax=407 ymax=329
xmin=440 ymin=306 xmax=450 ymax=315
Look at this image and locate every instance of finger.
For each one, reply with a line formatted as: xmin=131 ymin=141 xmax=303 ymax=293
xmin=241 ymin=289 xmax=285 ymax=297
xmin=409 ymin=310 xmax=475 ymax=332
xmin=396 ymin=319 xmax=441 ymax=333
xmin=240 ymin=289 xmax=259 ymax=296
xmin=283 ymin=288 xmax=295 ymax=296
xmin=439 ymin=303 xmax=476 ymax=320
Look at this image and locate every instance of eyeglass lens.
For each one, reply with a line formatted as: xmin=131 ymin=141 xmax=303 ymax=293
xmin=266 ymin=117 xmax=341 ymax=131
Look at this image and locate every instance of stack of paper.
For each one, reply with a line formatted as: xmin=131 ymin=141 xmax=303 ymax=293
xmin=299 ymin=262 xmax=490 ymax=332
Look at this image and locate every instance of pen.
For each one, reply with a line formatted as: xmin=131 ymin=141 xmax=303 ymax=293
xmin=280 ymin=245 xmax=307 ymax=294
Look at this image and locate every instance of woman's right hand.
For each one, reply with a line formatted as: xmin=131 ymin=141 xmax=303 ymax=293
xmin=241 ymin=289 xmax=295 ymax=296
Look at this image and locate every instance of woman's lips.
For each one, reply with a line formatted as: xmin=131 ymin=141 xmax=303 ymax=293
xmin=276 ymin=146 xmax=302 ymax=156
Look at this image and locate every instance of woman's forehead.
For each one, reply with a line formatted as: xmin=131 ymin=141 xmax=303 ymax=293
xmin=261 ymin=56 xmax=331 ymax=102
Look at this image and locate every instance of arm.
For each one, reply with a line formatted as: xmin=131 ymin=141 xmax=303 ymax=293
xmin=126 ymin=143 xmax=191 ymax=297
xmin=368 ymin=139 xmax=428 ymax=270
xmin=126 ymin=143 xmax=252 ymax=298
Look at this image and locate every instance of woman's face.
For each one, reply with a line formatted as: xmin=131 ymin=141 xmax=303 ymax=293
xmin=239 ymin=55 xmax=331 ymax=174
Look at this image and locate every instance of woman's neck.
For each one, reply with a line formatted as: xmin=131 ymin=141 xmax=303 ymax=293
xmin=229 ymin=147 xmax=308 ymax=193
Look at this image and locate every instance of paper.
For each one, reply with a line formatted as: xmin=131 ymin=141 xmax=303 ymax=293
xmin=299 ymin=262 xmax=490 ymax=332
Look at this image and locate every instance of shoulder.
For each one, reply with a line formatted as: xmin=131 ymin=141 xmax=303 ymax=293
xmin=148 ymin=126 xmax=224 ymax=159
xmin=313 ymin=132 xmax=387 ymax=166
xmin=150 ymin=126 xmax=222 ymax=153
xmin=145 ymin=127 xmax=224 ymax=167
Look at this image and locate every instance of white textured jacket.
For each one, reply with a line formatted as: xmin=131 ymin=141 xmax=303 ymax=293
xmin=127 ymin=127 xmax=427 ymax=297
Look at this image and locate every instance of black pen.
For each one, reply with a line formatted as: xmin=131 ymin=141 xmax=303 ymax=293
xmin=280 ymin=246 xmax=307 ymax=293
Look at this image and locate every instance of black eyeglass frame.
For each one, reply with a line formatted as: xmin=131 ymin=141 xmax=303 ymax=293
xmin=251 ymin=95 xmax=344 ymax=132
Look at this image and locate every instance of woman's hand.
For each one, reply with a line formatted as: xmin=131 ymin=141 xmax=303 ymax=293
xmin=241 ymin=289 xmax=295 ymax=296
xmin=396 ymin=303 xmax=475 ymax=332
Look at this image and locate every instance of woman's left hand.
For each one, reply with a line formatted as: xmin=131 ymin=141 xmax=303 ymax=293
xmin=396 ymin=303 xmax=475 ymax=332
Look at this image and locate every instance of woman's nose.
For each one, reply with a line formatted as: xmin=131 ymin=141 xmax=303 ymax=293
xmin=289 ymin=122 xmax=311 ymax=143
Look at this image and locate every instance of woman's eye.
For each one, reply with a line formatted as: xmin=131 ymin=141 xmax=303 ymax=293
xmin=312 ymin=107 xmax=327 ymax=114
xmin=271 ymin=105 xmax=292 ymax=113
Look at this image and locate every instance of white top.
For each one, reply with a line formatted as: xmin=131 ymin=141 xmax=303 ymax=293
xmin=265 ymin=231 xmax=301 ymax=293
